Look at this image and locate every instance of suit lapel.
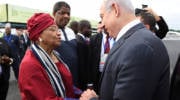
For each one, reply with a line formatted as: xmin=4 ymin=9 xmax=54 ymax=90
xmin=97 ymin=33 xmax=103 ymax=54
xmin=99 ymin=23 xmax=145 ymax=85
xmin=108 ymin=23 xmax=144 ymax=57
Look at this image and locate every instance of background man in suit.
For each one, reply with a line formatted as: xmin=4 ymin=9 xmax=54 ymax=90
xmin=76 ymin=20 xmax=92 ymax=90
xmin=53 ymin=1 xmax=79 ymax=86
xmin=69 ymin=20 xmax=79 ymax=35
xmin=0 ymin=38 xmax=13 ymax=100
xmin=89 ymin=21 xmax=114 ymax=93
xmin=3 ymin=23 xmax=20 ymax=79
xmin=135 ymin=7 xmax=169 ymax=39
xmin=80 ymin=0 xmax=170 ymax=100
xmin=16 ymin=28 xmax=30 ymax=60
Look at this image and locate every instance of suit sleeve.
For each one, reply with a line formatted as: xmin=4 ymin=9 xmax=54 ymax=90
xmin=155 ymin=16 xmax=169 ymax=39
xmin=113 ymin=43 xmax=157 ymax=100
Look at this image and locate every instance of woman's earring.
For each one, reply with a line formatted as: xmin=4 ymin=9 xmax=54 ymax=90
xmin=39 ymin=38 xmax=43 ymax=42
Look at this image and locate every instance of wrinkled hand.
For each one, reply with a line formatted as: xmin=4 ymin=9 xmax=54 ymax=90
xmin=80 ymin=89 xmax=98 ymax=100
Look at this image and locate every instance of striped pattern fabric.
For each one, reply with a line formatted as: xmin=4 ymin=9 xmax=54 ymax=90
xmin=31 ymin=43 xmax=66 ymax=97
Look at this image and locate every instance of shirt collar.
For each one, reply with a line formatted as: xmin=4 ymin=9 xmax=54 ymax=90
xmin=77 ymin=33 xmax=85 ymax=39
xmin=115 ymin=19 xmax=140 ymax=42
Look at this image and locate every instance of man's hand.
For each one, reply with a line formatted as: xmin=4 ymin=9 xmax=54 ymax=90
xmin=143 ymin=8 xmax=161 ymax=21
xmin=80 ymin=89 xmax=98 ymax=100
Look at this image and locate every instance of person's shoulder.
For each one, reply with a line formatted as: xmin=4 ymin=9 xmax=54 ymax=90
xmin=11 ymin=34 xmax=19 ymax=39
xmin=65 ymin=27 xmax=75 ymax=34
xmin=65 ymin=27 xmax=76 ymax=40
xmin=21 ymin=50 xmax=38 ymax=64
xmin=20 ymin=50 xmax=44 ymax=74
xmin=90 ymin=33 xmax=102 ymax=40
xmin=0 ymin=38 xmax=5 ymax=42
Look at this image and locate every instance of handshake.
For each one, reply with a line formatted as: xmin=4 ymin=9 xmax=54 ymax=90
xmin=0 ymin=55 xmax=13 ymax=66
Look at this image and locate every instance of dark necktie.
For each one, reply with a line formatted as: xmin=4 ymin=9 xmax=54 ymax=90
xmin=61 ymin=28 xmax=68 ymax=41
xmin=104 ymin=35 xmax=110 ymax=53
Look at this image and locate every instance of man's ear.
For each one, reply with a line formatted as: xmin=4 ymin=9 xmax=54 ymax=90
xmin=112 ymin=2 xmax=120 ymax=17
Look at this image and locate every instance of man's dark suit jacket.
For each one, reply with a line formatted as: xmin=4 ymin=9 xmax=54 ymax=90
xmin=76 ymin=34 xmax=91 ymax=90
xmin=89 ymin=33 xmax=103 ymax=93
xmin=3 ymin=34 xmax=20 ymax=79
xmin=0 ymin=38 xmax=12 ymax=81
xmin=55 ymin=39 xmax=78 ymax=86
xmin=98 ymin=23 xmax=170 ymax=100
xmin=170 ymin=55 xmax=180 ymax=100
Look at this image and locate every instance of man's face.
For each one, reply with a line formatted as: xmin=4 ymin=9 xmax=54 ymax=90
xmin=100 ymin=3 xmax=116 ymax=38
xmin=54 ymin=6 xmax=70 ymax=28
xmin=5 ymin=27 xmax=11 ymax=35
xmin=82 ymin=26 xmax=92 ymax=38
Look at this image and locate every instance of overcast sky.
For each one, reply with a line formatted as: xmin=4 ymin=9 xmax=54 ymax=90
xmin=1 ymin=0 xmax=180 ymax=30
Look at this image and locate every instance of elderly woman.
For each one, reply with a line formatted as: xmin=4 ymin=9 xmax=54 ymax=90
xmin=18 ymin=13 xmax=81 ymax=100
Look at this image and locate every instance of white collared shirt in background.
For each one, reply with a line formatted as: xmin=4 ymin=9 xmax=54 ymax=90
xmin=59 ymin=27 xmax=76 ymax=41
xmin=99 ymin=32 xmax=115 ymax=72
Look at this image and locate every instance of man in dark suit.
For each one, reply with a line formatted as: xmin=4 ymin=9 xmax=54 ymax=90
xmin=89 ymin=22 xmax=114 ymax=93
xmin=170 ymin=55 xmax=180 ymax=100
xmin=16 ymin=29 xmax=31 ymax=60
xmin=80 ymin=0 xmax=170 ymax=100
xmin=76 ymin=20 xmax=92 ymax=90
xmin=0 ymin=38 xmax=13 ymax=100
xmin=53 ymin=1 xmax=79 ymax=86
xmin=3 ymin=23 xmax=21 ymax=79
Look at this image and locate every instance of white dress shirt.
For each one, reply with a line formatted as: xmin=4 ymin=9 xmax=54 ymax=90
xmin=99 ymin=32 xmax=115 ymax=72
xmin=115 ymin=19 xmax=141 ymax=42
xmin=59 ymin=27 xmax=76 ymax=41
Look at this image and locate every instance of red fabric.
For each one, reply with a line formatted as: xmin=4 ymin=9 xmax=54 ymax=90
xmin=55 ymin=62 xmax=75 ymax=98
xmin=104 ymin=35 xmax=110 ymax=53
xmin=18 ymin=50 xmax=75 ymax=100
xmin=27 ymin=13 xmax=55 ymax=41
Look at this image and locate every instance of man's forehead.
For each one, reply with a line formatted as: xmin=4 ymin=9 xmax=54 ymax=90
xmin=58 ymin=6 xmax=70 ymax=11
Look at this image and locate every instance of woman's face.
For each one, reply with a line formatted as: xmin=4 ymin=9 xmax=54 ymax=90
xmin=39 ymin=24 xmax=61 ymax=49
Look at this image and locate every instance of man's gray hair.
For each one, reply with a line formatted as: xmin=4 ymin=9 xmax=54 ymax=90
xmin=104 ymin=0 xmax=135 ymax=14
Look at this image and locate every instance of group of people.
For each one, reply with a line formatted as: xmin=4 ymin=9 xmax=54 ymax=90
xmin=0 ymin=23 xmax=30 ymax=100
xmin=1 ymin=0 xmax=176 ymax=100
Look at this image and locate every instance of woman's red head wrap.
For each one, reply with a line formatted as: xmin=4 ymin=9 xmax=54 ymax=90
xmin=27 ymin=13 xmax=55 ymax=41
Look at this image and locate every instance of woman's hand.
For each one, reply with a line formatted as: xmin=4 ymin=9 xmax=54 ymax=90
xmin=80 ymin=89 xmax=98 ymax=100
xmin=0 ymin=55 xmax=13 ymax=65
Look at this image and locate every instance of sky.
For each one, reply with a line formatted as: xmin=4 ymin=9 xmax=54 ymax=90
xmin=1 ymin=0 xmax=180 ymax=30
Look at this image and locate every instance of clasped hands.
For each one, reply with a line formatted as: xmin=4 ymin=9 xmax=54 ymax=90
xmin=80 ymin=89 xmax=98 ymax=100
xmin=0 ymin=55 xmax=13 ymax=65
